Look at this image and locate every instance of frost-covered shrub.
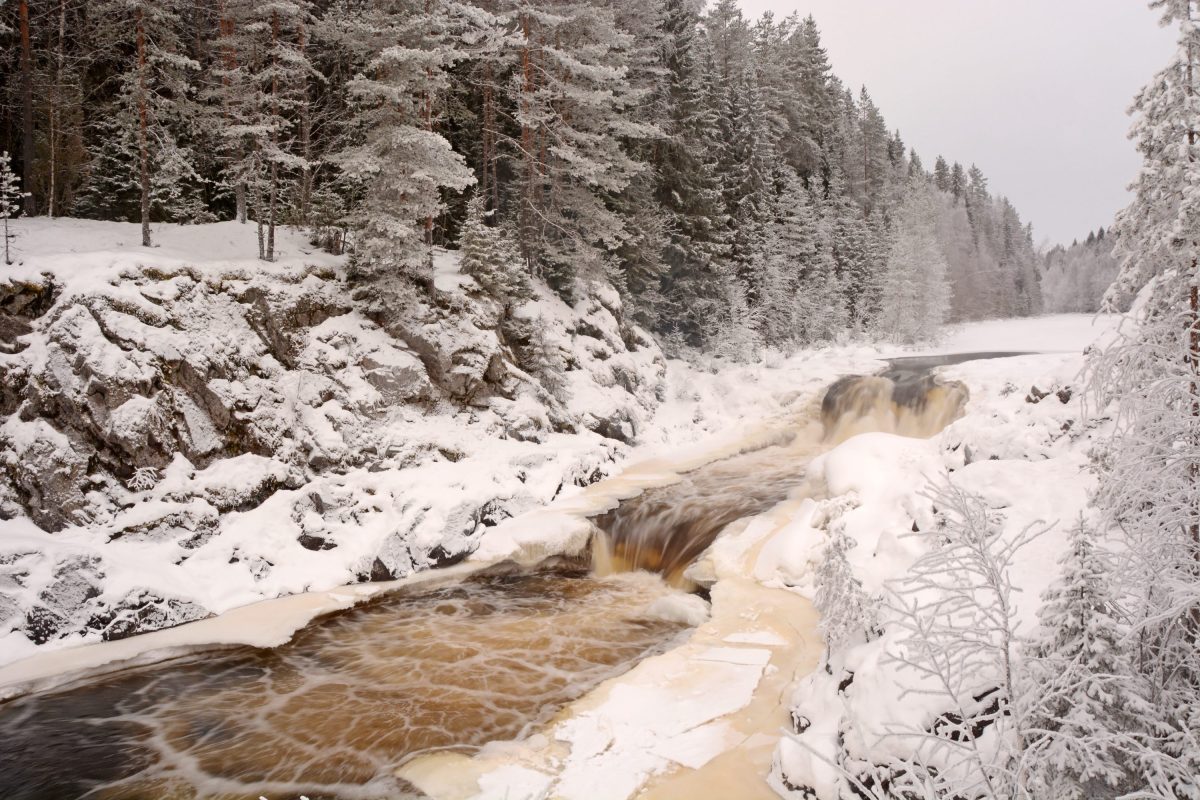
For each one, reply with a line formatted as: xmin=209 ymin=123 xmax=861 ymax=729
xmin=127 ymin=466 xmax=160 ymax=492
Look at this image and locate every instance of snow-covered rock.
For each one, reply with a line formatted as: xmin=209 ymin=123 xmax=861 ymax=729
xmin=0 ymin=219 xmax=668 ymax=658
xmin=769 ymin=349 xmax=1114 ymax=799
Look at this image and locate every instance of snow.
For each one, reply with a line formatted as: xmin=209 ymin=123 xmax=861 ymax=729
xmin=769 ymin=344 xmax=1116 ymax=797
xmin=0 ymin=219 xmax=882 ymax=681
xmin=880 ymin=312 xmax=1121 ymax=357
xmin=3 ymin=217 xmax=344 ymax=282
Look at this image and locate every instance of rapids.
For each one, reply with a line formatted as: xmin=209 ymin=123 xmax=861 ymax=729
xmin=0 ymin=358 xmax=976 ymax=800
xmin=588 ymin=364 xmax=968 ymax=587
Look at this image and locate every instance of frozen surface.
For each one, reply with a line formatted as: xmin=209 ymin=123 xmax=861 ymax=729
xmin=879 ymin=312 xmax=1121 ymax=357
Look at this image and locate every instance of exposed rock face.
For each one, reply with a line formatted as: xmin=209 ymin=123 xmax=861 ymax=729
xmin=0 ymin=236 xmax=666 ymax=653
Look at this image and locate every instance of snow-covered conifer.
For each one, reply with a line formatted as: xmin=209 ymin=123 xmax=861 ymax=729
xmin=875 ymin=179 xmax=950 ymax=343
xmin=815 ymin=529 xmax=877 ymax=650
xmin=509 ymin=1 xmax=653 ymax=299
xmin=0 ymin=151 xmax=26 ymax=265
xmin=933 ymin=155 xmax=950 ymax=192
xmin=82 ymin=0 xmax=205 ymax=245
xmin=211 ymin=0 xmax=317 ymax=261
xmin=1024 ymin=518 xmax=1153 ymax=799
xmin=333 ymin=0 xmax=474 ymax=288
xmin=458 ymin=193 xmax=529 ymax=308
xmin=1087 ymin=3 xmax=1200 ymax=793
xmin=759 ymin=171 xmax=845 ymax=348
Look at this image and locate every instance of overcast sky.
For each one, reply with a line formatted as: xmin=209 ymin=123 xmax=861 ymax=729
xmin=735 ymin=0 xmax=1176 ymax=247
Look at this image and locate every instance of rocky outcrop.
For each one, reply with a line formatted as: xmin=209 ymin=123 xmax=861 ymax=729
xmin=0 ymin=236 xmax=667 ymax=652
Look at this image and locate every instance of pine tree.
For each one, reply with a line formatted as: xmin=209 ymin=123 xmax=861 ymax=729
xmin=1025 ymin=518 xmax=1153 ymax=799
xmin=333 ymin=0 xmax=474 ymax=288
xmin=508 ymin=1 xmax=652 ymax=298
xmin=1 ymin=151 xmax=26 ymax=265
xmin=211 ymin=0 xmax=317 ymax=261
xmin=80 ymin=0 xmax=206 ymax=244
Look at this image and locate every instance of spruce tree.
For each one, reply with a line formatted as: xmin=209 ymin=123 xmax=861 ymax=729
xmin=787 ymin=15 xmax=836 ymax=182
xmin=1026 ymin=519 xmax=1153 ymax=799
xmin=759 ymin=169 xmax=845 ymax=348
xmin=458 ymin=192 xmax=529 ymax=309
xmin=655 ymin=0 xmax=729 ymax=348
xmin=933 ymin=155 xmax=950 ymax=192
xmin=815 ymin=530 xmax=876 ymax=650
xmin=949 ymin=160 xmax=966 ymax=202
xmin=1 ymin=151 xmax=26 ymax=265
xmin=1088 ymin=2 xmax=1200 ymax=791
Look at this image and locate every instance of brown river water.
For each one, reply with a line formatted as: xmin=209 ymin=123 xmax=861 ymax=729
xmin=0 ymin=356 xmax=984 ymax=800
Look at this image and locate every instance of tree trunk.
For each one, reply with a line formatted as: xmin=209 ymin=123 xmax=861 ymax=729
xmin=266 ymin=10 xmax=280 ymax=262
xmin=423 ymin=0 xmax=435 ymax=251
xmin=236 ymin=185 xmax=247 ymax=224
xmin=519 ymin=12 xmax=536 ymax=267
xmin=19 ymin=0 xmax=35 ymax=216
xmin=255 ymin=181 xmax=265 ymax=260
xmin=218 ymin=1 xmax=247 ymax=224
xmin=1187 ymin=2 xmax=1199 ymax=642
xmin=137 ymin=7 xmax=151 ymax=247
xmin=297 ymin=19 xmax=312 ymax=226
xmin=480 ymin=0 xmax=498 ymax=214
xmin=482 ymin=65 xmax=498 ymax=213
xmin=49 ymin=0 xmax=66 ymax=217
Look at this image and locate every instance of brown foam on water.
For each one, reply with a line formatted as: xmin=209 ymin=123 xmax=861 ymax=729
xmin=0 ymin=565 xmax=693 ymax=800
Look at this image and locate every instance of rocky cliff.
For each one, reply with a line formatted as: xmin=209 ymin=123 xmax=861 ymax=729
xmin=0 ymin=220 xmax=666 ymax=657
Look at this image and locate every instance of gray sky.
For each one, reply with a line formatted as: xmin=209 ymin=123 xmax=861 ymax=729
xmin=736 ymin=0 xmax=1176 ymax=247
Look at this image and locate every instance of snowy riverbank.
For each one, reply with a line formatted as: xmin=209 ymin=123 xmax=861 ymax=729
xmin=389 ymin=314 xmax=1121 ymax=800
